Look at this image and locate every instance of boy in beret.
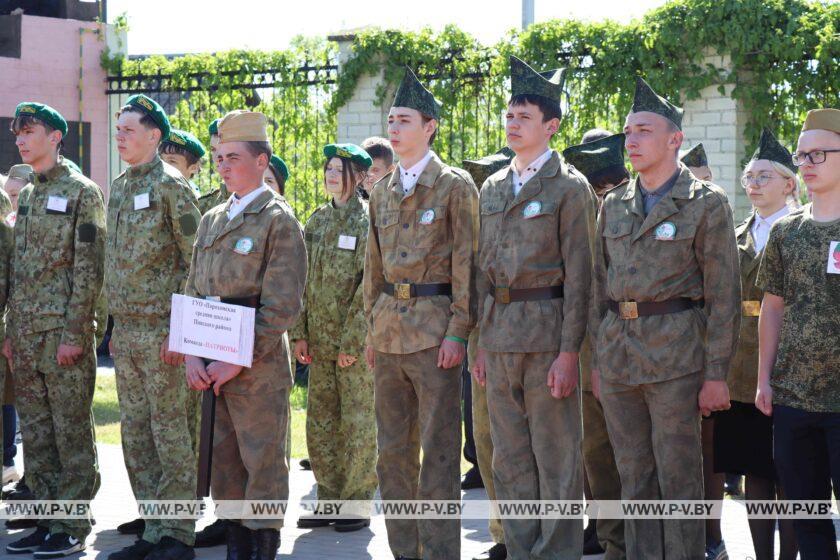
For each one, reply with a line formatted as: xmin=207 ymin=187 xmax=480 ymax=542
xmin=2 ymin=102 xmax=103 ymax=558
xmin=197 ymin=119 xmax=228 ymax=215
xmin=263 ymin=154 xmax=289 ymax=196
xmin=184 ymin=110 xmax=306 ymax=560
xmin=755 ymin=108 xmax=840 ymax=558
xmin=363 ymin=67 xmax=478 ymax=560
xmin=589 ymin=78 xmax=740 ymax=559
xmin=160 ymin=129 xmax=206 ymax=198
xmin=471 ymin=56 xmax=596 ymax=559
xmin=106 ymin=94 xmax=201 ymax=560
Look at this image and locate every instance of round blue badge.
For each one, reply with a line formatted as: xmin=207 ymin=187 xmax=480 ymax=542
xmin=654 ymin=221 xmax=677 ymax=240
xmin=234 ymin=237 xmax=254 ymax=254
xmin=419 ymin=209 xmax=435 ymax=225
xmin=523 ymin=201 xmax=542 ymax=219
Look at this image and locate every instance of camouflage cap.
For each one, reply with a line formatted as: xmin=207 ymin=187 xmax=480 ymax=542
xmin=7 ymin=164 xmax=33 ymax=182
xmin=14 ymin=102 xmax=68 ymax=137
xmin=751 ymin=127 xmax=795 ymax=172
xmin=510 ymin=56 xmax=566 ymax=105
xmin=392 ymin=67 xmax=442 ymax=120
xmin=631 ymin=77 xmax=683 ymax=130
xmin=463 ymin=147 xmax=515 ymax=187
xmin=801 ymin=108 xmax=840 ymax=134
xmin=324 ymin=143 xmax=373 ymax=169
xmin=269 ymin=154 xmax=290 ymax=181
xmin=208 ymin=118 xmax=221 ymax=136
xmin=562 ymin=133 xmax=626 ymax=179
xmin=165 ymin=128 xmax=207 ymax=159
xmin=680 ymin=143 xmax=708 ymax=167
xmin=125 ymin=94 xmax=171 ymax=139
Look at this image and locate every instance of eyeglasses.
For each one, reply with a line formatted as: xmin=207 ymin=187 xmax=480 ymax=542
xmin=792 ymin=149 xmax=840 ymax=166
xmin=740 ymin=173 xmax=780 ymax=188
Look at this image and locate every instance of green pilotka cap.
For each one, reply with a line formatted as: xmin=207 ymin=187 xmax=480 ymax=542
xmin=392 ymin=67 xmax=442 ymax=120
xmin=631 ymin=77 xmax=683 ymax=130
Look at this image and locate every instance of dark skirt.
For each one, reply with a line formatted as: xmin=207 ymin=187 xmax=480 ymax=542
xmin=712 ymin=400 xmax=775 ymax=479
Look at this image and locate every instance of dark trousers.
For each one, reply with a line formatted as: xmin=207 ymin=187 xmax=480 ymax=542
xmin=773 ymin=404 xmax=840 ymax=560
xmin=462 ymin=361 xmax=477 ymax=469
xmin=3 ymin=404 xmax=16 ymax=467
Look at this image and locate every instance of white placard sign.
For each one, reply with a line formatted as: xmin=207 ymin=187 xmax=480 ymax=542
xmin=169 ymin=294 xmax=256 ymax=368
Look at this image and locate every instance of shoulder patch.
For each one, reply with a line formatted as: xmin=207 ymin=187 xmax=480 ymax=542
xmin=179 ymin=213 xmax=198 ymax=236
xmin=78 ymin=223 xmax=97 ymax=242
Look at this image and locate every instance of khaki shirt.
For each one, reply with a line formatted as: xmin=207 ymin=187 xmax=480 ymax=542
xmin=185 ymin=189 xmax=306 ymax=393
xmin=9 ymin=159 xmax=105 ymax=345
xmin=590 ymin=164 xmax=740 ymax=384
xmin=364 ymin=152 xmax=479 ymax=354
xmin=476 ymin=152 xmax=596 ymax=354
xmin=106 ymin=155 xmax=201 ymax=326
xmin=727 ymin=214 xmax=762 ymax=403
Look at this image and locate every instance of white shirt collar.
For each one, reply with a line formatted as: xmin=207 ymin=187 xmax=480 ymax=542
xmin=399 ymin=150 xmax=434 ymax=194
xmin=227 ymin=185 xmax=269 ymax=220
xmin=511 ymin=149 xmax=553 ymax=196
xmin=751 ymin=205 xmax=791 ymax=252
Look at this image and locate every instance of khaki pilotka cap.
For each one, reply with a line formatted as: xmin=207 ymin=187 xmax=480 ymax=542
xmin=217 ymin=110 xmax=269 ymax=143
xmin=801 ymin=108 xmax=840 ymax=134
xmin=7 ymin=164 xmax=33 ymax=182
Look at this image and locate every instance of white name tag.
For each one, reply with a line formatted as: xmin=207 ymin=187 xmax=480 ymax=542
xmin=134 ymin=192 xmax=150 ymax=210
xmin=47 ymin=195 xmax=68 ymax=213
xmin=338 ymin=234 xmax=357 ymax=250
xmin=828 ymin=241 xmax=840 ymax=274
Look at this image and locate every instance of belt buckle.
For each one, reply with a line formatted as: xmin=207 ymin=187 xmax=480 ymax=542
xmin=618 ymin=301 xmax=639 ymax=320
xmin=742 ymin=300 xmax=760 ymax=317
xmin=495 ymin=287 xmax=511 ymax=304
xmin=394 ymin=283 xmax=411 ymax=300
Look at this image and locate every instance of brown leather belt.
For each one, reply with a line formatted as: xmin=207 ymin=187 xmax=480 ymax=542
xmin=492 ymin=285 xmax=564 ymax=304
xmin=204 ymin=295 xmax=261 ymax=308
xmin=608 ymin=298 xmax=703 ymax=320
xmin=383 ymin=283 xmax=452 ymax=300
xmin=742 ymin=300 xmax=761 ymax=317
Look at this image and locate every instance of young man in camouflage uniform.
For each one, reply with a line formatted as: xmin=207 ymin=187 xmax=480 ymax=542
xmin=755 ymin=108 xmax=840 ymax=559
xmin=196 ymin=119 xmax=228 ymax=215
xmin=3 ymin=102 xmax=103 ymax=558
xmin=184 ymin=110 xmax=306 ymax=560
xmin=364 ymin=67 xmax=478 ymax=560
xmin=106 ymin=94 xmax=201 ymax=560
xmin=472 ymin=56 xmax=595 ymax=560
xmin=590 ymin=78 xmax=740 ymax=559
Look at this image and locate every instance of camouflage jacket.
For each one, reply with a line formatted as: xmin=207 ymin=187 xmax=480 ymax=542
xmin=756 ymin=205 xmax=840 ymax=412
xmin=289 ymin=194 xmax=369 ymax=359
xmin=0 ymin=190 xmax=12 ymax=341
xmin=364 ymin=152 xmax=479 ymax=354
xmin=105 ymin=155 xmax=201 ymax=327
xmin=476 ymin=151 xmax=596 ymax=354
xmin=590 ymin=164 xmax=741 ymax=384
xmin=197 ymin=184 xmax=229 ymax=216
xmin=8 ymin=158 xmax=105 ymax=346
xmin=185 ymin=189 xmax=307 ymax=392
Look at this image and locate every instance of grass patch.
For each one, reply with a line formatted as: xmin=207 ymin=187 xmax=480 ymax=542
xmin=93 ymin=372 xmax=121 ymax=445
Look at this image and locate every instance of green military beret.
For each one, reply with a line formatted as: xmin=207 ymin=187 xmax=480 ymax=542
xmin=562 ymin=133 xmax=626 ymax=179
xmin=631 ymin=77 xmax=683 ymax=130
xmin=323 ymin=143 xmax=373 ymax=168
xmin=63 ymin=158 xmax=82 ymax=174
xmin=680 ymin=143 xmax=708 ymax=168
xmin=208 ymin=118 xmax=220 ymax=136
xmin=165 ymin=129 xmax=206 ymax=159
xmin=510 ymin=56 xmax=566 ymax=105
xmin=125 ymin=94 xmax=171 ymax=139
xmin=463 ymin=147 xmax=514 ymax=187
xmin=392 ymin=67 xmax=442 ymax=121
xmin=269 ymin=154 xmax=290 ymax=181
xmin=751 ymin=127 xmax=796 ymax=172
xmin=15 ymin=102 xmax=68 ymax=137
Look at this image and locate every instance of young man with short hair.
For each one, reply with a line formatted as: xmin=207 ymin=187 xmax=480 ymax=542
xmin=755 ymin=108 xmax=840 ymax=559
xmin=680 ymin=143 xmax=713 ymax=182
xmin=590 ymin=78 xmax=741 ymax=559
xmin=160 ymin=128 xmax=206 ymax=197
xmin=364 ymin=67 xmax=478 ymax=560
xmin=3 ymin=102 xmax=104 ymax=558
xmin=472 ymin=56 xmax=596 ymax=559
xmin=361 ymin=136 xmax=396 ymax=195
xmin=106 ymin=94 xmax=201 ymax=560
xmin=196 ymin=118 xmax=228 ymax=214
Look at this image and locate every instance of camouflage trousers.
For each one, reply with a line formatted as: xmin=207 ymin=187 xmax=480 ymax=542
xmin=485 ymin=350 xmax=583 ymax=560
xmin=600 ymin=372 xmax=704 ymax=560
xmin=582 ymin=390 xmax=626 ymax=560
xmin=374 ymin=347 xmax=461 ymax=560
xmin=12 ymin=328 xmax=100 ymax=540
xmin=112 ymin=322 xmax=196 ymax=545
xmin=471 ymin=373 xmax=504 ymax=544
xmin=307 ymin=357 xmax=377 ymax=501
xmin=211 ymin=386 xmax=290 ymax=531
